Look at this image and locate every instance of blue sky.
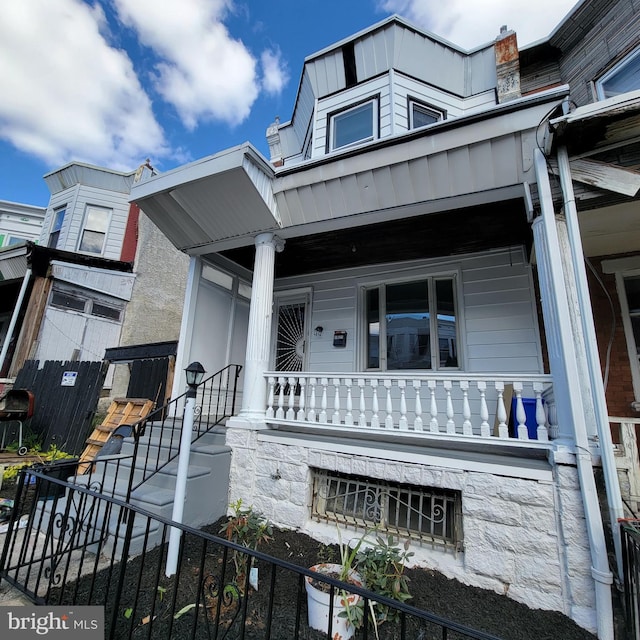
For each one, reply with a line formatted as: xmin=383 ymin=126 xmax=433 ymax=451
xmin=0 ymin=0 xmax=578 ymax=207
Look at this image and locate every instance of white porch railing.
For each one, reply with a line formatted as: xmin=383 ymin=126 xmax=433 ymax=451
xmin=265 ymin=372 xmax=556 ymax=442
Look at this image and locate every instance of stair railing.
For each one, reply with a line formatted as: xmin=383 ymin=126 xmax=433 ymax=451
xmin=123 ymin=364 xmax=242 ymax=504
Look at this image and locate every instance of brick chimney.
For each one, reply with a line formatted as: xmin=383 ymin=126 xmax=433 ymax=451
xmin=495 ymin=26 xmax=521 ymax=104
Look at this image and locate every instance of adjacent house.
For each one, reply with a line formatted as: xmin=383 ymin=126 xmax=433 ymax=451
xmin=0 ymin=162 xmax=188 ymax=426
xmin=131 ymin=0 xmax=639 ymax=636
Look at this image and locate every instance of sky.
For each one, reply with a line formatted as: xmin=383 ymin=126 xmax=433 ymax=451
xmin=0 ymin=0 xmax=579 ymax=207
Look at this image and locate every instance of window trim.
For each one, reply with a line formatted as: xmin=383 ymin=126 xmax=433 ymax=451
xmin=326 ymin=95 xmax=380 ymax=153
xmin=360 ymin=271 xmax=461 ymax=372
xmin=595 ymin=45 xmax=640 ymax=100
xmin=49 ymin=282 xmax=124 ymax=323
xmin=78 ymin=205 xmax=111 ymax=255
xmin=48 ymin=206 xmax=66 ymax=249
xmin=407 ymin=97 xmax=445 ymax=129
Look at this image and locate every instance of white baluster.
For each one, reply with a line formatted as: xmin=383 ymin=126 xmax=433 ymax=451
xmin=307 ymin=378 xmax=317 ymax=422
xmin=546 ymin=399 xmax=558 ymax=439
xmin=345 ymin=379 xmax=353 ymax=426
xmin=444 ymin=380 xmax=455 ymax=434
xmin=514 ymin=382 xmax=528 ymax=440
xmin=276 ymin=376 xmax=286 ymax=419
xmin=286 ymin=377 xmax=296 ymax=420
xmin=371 ymin=381 xmax=380 ymax=428
xmin=332 ymin=378 xmax=341 ymax=424
xmin=398 ymin=380 xmax=407 ymax=430
xmin=319 ymin=378 xmax=328 ymax=423
xmin=413 ymin=380 xmax=423 ymax=431
xmin=477 ymin=381 xmax=490 ymax=437
xmin=495 ymin=381 xmax=508 ymax=438
xmin=384 ymin=379 xmax=394 ymax=429
xmin=266 ymin=376 xmax=276 ymax=419
xmin=461 ymin=380 xmax=472 ymax=435
xmin=358 ymin=379 xmax=367 ymax=427
xmin=428 ymin=380 xmax=439 ymax=432
xmin=533 ymin=382 xmax=548 ymax=441
xmin=297 ymin=378 xmax=306 ymax=421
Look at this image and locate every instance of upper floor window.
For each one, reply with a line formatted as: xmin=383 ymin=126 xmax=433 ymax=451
xmin=329 ymin=98 xmax=378 ymax=152
xmin=50 ymin=283 xmax=123 ymax=322
xmin=596 ymin=46 xmax=640 ymax=99
xmin=48 ymin=207 xmax=66 ymax=249
xmin=79 ymin=206 xmax=110 ymax=254
xmin=365 ymin=276 xmax=459 ymax=371
xmin=409 ymin=100 xmax=444 ymax=129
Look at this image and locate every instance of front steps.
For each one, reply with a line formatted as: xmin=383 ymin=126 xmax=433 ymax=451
xmin=40 ymin=422 xmax=232 ymax=556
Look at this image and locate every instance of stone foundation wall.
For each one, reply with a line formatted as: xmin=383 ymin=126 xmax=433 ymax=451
xmin=226 ymin=428 xmax=597 ymax=633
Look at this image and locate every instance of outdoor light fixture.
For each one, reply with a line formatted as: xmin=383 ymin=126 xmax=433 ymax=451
xmin=185 ymin=361 xmax=205 ymax=389
xmin=314 ymin=326 xmax=324 ymax=337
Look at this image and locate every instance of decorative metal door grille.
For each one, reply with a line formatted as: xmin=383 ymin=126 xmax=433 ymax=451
xmin=312 ymin=469 xmax=463 ymax=551
xmin=275 ymin=302 xmax=306 ymax=372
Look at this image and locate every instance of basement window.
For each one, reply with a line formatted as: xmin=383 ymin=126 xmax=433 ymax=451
xmin=311 ymin=469 xmax=463 ymax=551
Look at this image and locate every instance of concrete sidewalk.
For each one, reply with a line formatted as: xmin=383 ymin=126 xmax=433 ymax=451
xmin=0 ymin=580 xmax=33 ymax=606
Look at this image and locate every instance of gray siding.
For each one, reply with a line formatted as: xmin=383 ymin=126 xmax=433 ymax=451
xmin=275 ymin=247 xmax=542 ymax=374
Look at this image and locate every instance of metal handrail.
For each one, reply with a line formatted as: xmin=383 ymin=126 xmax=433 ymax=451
xmin=124 ymin=364 xmax=242 ymax=500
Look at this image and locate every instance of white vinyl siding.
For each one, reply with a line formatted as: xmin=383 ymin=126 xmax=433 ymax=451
xmin=275 ymin=247 xmax=542 ymax=375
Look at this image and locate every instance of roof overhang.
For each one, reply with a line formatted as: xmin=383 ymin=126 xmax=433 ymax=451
xmin=131 ymin=144 xmax=280 ymax=254
xmin=0 ymin=244 xmax=29 ymax=282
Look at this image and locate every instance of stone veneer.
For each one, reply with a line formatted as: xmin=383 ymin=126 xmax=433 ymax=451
xmin=225 ymin=427 xmax=597 ymax=633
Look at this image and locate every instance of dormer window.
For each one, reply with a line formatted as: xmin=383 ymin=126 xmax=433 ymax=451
xmin=328 ymin=98 xmax=379 ymax=152
xmin=596 ymin=46 xmax=640 ymax=99
xmin=48 ymin=207 xmax=66 ymax=248
xmin=79 ymin=205 xmax=110 ymax=254
xmin=409 ymin=100 xmax=444 ymax=129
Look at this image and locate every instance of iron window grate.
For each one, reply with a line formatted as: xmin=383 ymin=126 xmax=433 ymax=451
xmin=311 ymin=469 xmax=463 ymax=552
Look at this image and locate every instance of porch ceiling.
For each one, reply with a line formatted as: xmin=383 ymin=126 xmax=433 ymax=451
xmin=219 ymin=197 xmax=531 ymax=278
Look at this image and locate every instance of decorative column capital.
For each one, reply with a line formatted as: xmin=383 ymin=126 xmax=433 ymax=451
xmin=255 ymin=232 xmax=285 ymax=253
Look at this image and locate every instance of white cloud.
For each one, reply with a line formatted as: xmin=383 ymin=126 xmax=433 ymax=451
xmin=114 ymin=0 xmax=262 ymax=129
xmin=261 ymin=49 xmax=289 ymax=95
xmin=378 ymin=0 xmax=579 ymax=49
xmin=0 ymin=0 xmax=168 ymax=171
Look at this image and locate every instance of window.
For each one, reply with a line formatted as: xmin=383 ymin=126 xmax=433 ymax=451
xmin=79 ymin=206 xmax=110 ymax=254
xmin=50 ymin=283 xmax=123 ymax=322
xmin=6 ymin=236 xmax=27 ymax=246
xmin=312 ymin=469 xmax=463 ymax=550
xmin=329 ymin=99 xmax=378 ymax=151
xmin=48 ymin=207 xmax=66 ymax=248
xmin=409 ymin=100 xmax=444 ymax=129
xmin=596 ymin=46 xmax=640 ymax=99
xmin=365 ymin=276 xmax=458 ymax=370
xmin=624 ymin=276 xmax=640 ymax=363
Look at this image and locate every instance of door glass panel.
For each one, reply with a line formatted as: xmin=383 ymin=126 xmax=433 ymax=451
xmin=625 ymin=277 xmax=640 ymax=360
xmin=436 ymin=279 xmax=457 ymax=367
xmin=366 ymin=288 xmax=380 ymax=368
xmin=275 ymin=303 xmax=306 ymax=372
xmin=386 ymin=280 xmax=430 ymax=370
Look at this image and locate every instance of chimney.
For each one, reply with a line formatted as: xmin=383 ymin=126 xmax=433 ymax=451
xmin=266 ymin=116 xmax=283 ymax=167
xmin=495 ymin=25 xmax=521 ymax=104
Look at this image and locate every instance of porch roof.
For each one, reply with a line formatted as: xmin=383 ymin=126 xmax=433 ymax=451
xmin=131 ymin=88 xmax=568 ymax=258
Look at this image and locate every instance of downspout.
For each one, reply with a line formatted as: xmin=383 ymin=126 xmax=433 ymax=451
xmin=556 ymin=145 xmax=625 ymax=579
xmin=0 ymin=268 xmax=32 ymax=374
xmin=534 ymin=148 xmax=614 ymax=640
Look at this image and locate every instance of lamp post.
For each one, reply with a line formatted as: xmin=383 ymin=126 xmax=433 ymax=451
xmin=166 ymin=361 xmax=205 ymax=577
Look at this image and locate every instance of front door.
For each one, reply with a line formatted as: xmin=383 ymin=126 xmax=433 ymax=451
xmin=273 ymin=293 xmax=309 ymax=374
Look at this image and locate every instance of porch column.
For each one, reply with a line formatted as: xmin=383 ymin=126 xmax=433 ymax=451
xmin=229 ymin=232 xmax=284 ymax=428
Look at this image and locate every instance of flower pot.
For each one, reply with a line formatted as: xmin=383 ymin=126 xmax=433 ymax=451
xmin=305 ymin=563 xmax=363 ymax=639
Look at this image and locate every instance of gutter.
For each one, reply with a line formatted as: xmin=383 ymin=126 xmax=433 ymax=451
xmin=556 ymin=145 xmax=625 ymax=579
xmin=534 ymin=148 xmax=614 ymax=640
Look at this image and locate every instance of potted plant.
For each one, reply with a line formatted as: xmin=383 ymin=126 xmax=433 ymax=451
xmin=305 ymin=529 xmax=413 ymax=639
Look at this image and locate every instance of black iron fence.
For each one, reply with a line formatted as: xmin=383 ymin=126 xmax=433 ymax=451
xmin=622 ymin=521 xmax=640 ymax=639
xmin=1 ymin=466 xmax=502 ymax=640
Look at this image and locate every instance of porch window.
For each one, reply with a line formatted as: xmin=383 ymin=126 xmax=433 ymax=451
xmin=596 ymin=45 xmax=640 ymax=99
xmin=365 ymin=276 xmax=458 ymax=370
xmin=79 ymin=206 xmax=110 ymax=254
xmin=48 ymin=207 xmax=66 ymax=249
xmin=329 ymin=98 xmax=378 ymax=152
